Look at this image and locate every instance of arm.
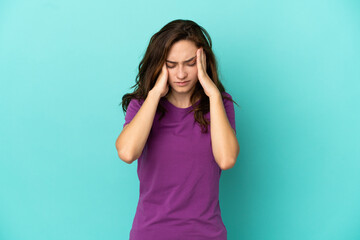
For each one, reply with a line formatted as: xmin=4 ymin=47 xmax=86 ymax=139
xmin=115 ymin=90 xmax=161 ymax=164
xmin=209 ymin=93 xmax=240 ymax=170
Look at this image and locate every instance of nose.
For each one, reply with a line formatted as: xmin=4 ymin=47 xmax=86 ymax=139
xmin=176 ymin=65 xmax=187 ymax=80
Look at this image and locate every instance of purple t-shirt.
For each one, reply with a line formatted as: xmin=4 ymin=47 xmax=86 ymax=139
xmin=123 ymin=92 xmax=236 ymax=240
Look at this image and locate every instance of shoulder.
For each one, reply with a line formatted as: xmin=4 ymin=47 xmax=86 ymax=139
xmin=126 ymin=97 xmax=145 ymax=114
xmin=130 ymin=97 xmax=145 ymax=104
xmin=221 ymin=91 xmax=234 ymax=103
xmin=220 ymin=92 xmax=235 ymax=114
xmin=221 ymin=91 xmax=233 ymax=97
xmin=128 ymin=97 xmax=145 ymax=107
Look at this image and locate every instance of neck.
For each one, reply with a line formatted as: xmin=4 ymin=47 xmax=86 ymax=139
xmin=166 ymin=89 xmax=197 ymax=108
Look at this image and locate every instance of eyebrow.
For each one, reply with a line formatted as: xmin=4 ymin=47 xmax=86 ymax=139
xmin=166 ymin=56 xmax=196 ymax=64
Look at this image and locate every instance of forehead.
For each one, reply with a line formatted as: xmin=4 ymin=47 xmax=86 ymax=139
xmin=166 ymin=40 xmax=197 ymax=61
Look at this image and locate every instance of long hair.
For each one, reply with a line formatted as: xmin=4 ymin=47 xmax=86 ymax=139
xmin=120 ymin=19 xmax=238 ymax=133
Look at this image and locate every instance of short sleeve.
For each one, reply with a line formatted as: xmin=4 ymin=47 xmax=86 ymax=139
xmin=123 ymin=98 xmax=144 ymax=129
xmin=222 ymin=92 xmax=236 ymax=134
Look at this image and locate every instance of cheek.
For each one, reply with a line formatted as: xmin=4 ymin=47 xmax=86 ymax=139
xmin=167 ymin=70 xmax=175 ymax=80
xmin=191 ymin=68 xmax=198 ymax=77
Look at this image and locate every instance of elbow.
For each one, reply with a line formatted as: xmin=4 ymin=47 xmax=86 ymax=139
xmin=117 ymin=150 xmax=135 ymax=164
xmin=220 ymin=158 xmax=236 ymax=170
xmin=220 ymin=146 xmax=239 ymax=170
xmin=115 ymin=142 xmax=136 ymax=164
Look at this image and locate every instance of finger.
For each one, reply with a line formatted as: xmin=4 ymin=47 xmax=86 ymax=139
xmin=203 ymin=48 xmax=206 ymax=70
xmin=201 ymin=48 xmax=206 ymax=71
xmin=199 ymin=48 xmax=204 ymax=71
xmin=196 ymin=48 xmax=203 ymax=73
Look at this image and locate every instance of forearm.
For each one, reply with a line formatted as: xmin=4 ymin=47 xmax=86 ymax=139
xmin=209 ymin=93 xmax=240 ymax=170
xmin=115 ymin=90 xmax=161 ymax=163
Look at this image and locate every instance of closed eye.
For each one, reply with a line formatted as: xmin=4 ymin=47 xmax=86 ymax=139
xmin=167 ymin=62 xmax=196 ymax=68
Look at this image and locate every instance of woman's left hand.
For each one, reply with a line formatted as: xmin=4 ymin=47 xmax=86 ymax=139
xmin=196 ymin=47 xmax=220 ymax=98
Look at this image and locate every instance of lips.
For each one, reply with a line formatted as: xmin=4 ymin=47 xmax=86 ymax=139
xmin=175 ymin=80 xmax=190 ymax=86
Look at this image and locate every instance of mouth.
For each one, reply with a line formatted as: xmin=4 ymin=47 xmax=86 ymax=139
xmin=175 ymin=80 xmax=190 ymax=86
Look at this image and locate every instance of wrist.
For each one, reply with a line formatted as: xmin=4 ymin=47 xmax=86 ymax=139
xmin=209 ymin=91 xmax=221 ymax=100
xmin=148 ymin=89 xmax=162 ymax=100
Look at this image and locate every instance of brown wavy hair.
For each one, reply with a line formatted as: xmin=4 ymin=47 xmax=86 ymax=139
xmin=120 ymin=19 xmax=239 ymax=133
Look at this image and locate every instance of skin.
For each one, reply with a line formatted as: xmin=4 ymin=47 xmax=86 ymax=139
xmin=152 ymin=39 xmax=240 ymax=170
xmin=164 ymin=39 xmax=200 ymax=108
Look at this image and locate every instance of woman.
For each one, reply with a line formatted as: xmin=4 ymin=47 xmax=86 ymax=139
xmin=115 ymin=19 xmax=240 ymax=240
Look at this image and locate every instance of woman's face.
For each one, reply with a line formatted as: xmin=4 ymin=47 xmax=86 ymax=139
xmin=165 ymin=40 xmax=199 ymax=95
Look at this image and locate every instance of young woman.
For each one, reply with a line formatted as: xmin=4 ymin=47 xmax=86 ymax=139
xmin=115 ymin=19 xmax=240 ymax=240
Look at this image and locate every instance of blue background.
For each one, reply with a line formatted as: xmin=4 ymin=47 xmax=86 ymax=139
xmin=0 ymin=0 xmax=359 ymax=239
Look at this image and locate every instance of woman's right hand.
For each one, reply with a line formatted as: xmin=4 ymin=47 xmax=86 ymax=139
xmin=151 ymin=63 xmax=169 ymax=98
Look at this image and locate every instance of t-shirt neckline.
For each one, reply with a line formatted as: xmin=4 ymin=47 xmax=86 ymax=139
xmin=162 ymin=97 xmax=200 ymax=111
